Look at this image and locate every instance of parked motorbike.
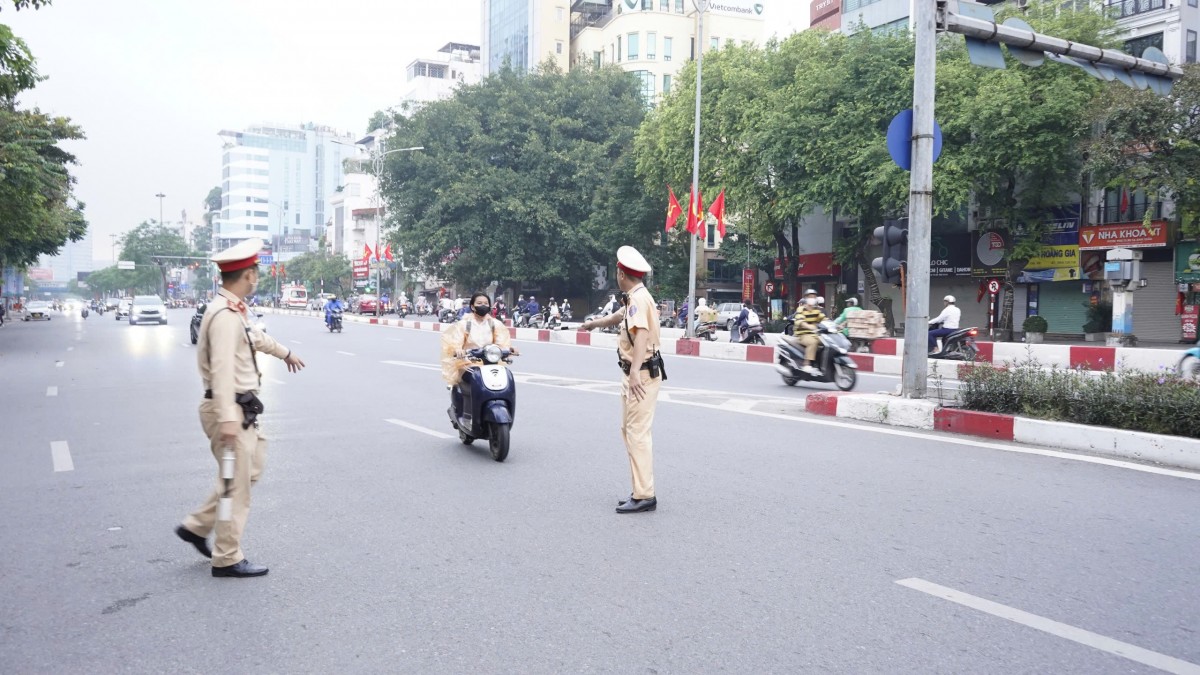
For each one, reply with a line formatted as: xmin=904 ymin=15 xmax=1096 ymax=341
xmin=928 ymin=323 xmax=980 ymax=360
xmin=528 ymin=311 xmax=545 ymax=329
xmin=774 ymin=320 xmax=857 ymax=391
xmin=1178 ymin=347 xmax=1200 ymax=381
xmin=326 ymin=308 xmax=344 ymax=333
xmin=694 ymin=320 xmax=719 ymax=341
xmin=448 ymin=345 xmax=517 ymax=462
xmin=731 ymin=323 xmax=765 ymax=345
xmin=189 ymin=303 xmax=206 ymax=345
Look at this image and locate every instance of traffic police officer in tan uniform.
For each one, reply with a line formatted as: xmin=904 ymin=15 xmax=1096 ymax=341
xmin=175 ymin=238 xmax=305 ymax=577
xmin=581 ymin=246 xmax=664 ymax=513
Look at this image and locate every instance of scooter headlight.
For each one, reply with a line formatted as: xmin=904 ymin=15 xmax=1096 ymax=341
xmin=483 ymin=344 xmax=503 ymax=364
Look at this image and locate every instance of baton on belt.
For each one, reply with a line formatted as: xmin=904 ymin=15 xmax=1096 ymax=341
xmin=217 ymin=444 xmax=235 ymax=522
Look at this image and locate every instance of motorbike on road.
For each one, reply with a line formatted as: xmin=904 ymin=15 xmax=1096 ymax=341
xmin=438 ymin=308 xmax=456 ymax=324
xmin=731 ymin=324 xmax=765 ymax=345
xmin=928 ymin=323 xmax=981 ymax=361
xmin=774 ymin=320 xmax=857 ymax=391
xmin=448 ymin=345 xmax=518 ymax=462
xmin=189 ymin=304 xmax=206 ymax=345
xmin=694 ymin=320 xmax=719 ymax=341
xmin=1179 ymin=346 xmax=1200 ymax=381
xmin=80 ymin=307 xmax=89 ymax=319
xmin=326 ymin=308 xmax=344 ymax=333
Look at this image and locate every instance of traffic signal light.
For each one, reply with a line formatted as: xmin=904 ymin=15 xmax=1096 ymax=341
xmin=871 ymin=219 xmax=908 ymax=285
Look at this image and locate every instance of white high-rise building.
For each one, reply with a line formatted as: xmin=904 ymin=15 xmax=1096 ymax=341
xmin=215 ymin=123 xmax=356 ymax=249
xmin=36 ymin=230 xmax=95 ymax=285
xmin=400 ymin=42 xmax=483 ymax=108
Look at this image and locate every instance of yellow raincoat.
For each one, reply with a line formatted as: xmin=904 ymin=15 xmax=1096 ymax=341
xmin=440 ymin=314 xmax=514 ymax=385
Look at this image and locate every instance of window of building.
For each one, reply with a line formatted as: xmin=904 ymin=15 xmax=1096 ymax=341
xmin=871 ymin=17 xmax=909 ymax=35
xmin=843 ymin=0 xmax=883 ymax=10
xmin=1189 ymin=30 xmax=1198 ymax=63
xmin=664 ymin=36 xmax=673 ymax=61
xmin=1124 ymin=32 xmax=1164 ymax=57
xmin=253 ymin=211 xmax=268 ymax=218
xmin=628 ymin=32 xmax=639 ymax=60
xmin=690 ymin=37 xmax=695 ymax=61
xmin=643 ymin=0 xmax=653 ymax=8
xmin=663 ymin=73 xmax=672 ymax=94
xmin=707 ymin=259 xmax=740 ymax=282
xmin=556 ymin=6 xmax=564 ymax=21
xmin=617 ymin=35 xmax=622 ymax=62
xmin=706 ymin=222 xmax=719 ymax=249
xmin=556 ymin=40 xmax=563 ymax=55
xmin=634 ymin=70 xmax=655 ymax=103
xmin=661 ymin=0 xmax=670 ymax=8
xmin=710 ymin=36 xmax=719 ymax=50
xmin=594 ymin=50 xmax=603 ymax=68
xmin=1192 ymin=0 xmax=1198 ymax=8
xmin=676 ymin=0 xmax=684 ymax=11
xmin=1106 ymin=0 xmax=1165 ymax=18
xmin=647 ymin=32 xmax=657 ymax=59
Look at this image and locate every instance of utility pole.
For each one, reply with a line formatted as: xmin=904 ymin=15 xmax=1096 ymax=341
xmin=155 ymin=193 xmax=166 ymax=227
xmin=685 ymin=0 xmax=708 ymax=339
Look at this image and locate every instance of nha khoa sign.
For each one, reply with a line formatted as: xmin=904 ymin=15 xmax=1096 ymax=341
xmin=1079 ymin=221 xmax=1169 ymax=250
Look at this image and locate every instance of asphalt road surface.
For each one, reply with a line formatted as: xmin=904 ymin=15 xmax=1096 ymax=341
xmin=1 ymin=308 xmax=1198 ymax=674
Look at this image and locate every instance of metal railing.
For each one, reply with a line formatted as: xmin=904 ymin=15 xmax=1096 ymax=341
xmin=1096 ymin=201 xmax=1162 ymax=224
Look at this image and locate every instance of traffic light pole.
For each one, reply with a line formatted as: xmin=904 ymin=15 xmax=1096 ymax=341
xmin=901 ymin=0 xmax=938 ymax=399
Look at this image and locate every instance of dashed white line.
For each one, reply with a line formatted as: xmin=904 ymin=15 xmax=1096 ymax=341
xmin=336 ymin=351 xmax=356 ymax=356
xmin=67 ymin=347 xmax=74 ymax=351
xmin=55 ymin=361 xmax=64 ymax=368
xmin=46 ymin=386 xmax=58 ymax=397
xmin=896 ymin=578 xmax=1200 ymax=675
xmin=384 ymin=418 xmax=454 ymax=440
xmin=291 ymin=340 xmax=303 ymax=344
xmin=51 ymin=441 xmax=74 ymax=472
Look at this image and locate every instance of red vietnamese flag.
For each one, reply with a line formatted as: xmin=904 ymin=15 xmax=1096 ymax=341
xmin=269 ymin=263 xmax=277 ymax=277
xmin=709 ymin=190 xmax=727 ymax=239
xmin=362 ymin=244 xmax=372 ymax=261
xmin=384 ymin=244 xmax=394 ymax=262
xmin=686 ymin=188 xmax=705 ymax=235
xmin=279 ymin=262 xmax=285 ymax=279
xmin=665 ymin=186 xmax=684 ymax=232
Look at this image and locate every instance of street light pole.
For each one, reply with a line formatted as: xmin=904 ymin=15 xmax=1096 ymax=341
xmin=155 ymin=193 xmax=166 ymax=227
xmin=685 ymin=0 xmax=708 ymax=339
xmin=369 ymin=145 xmax=424 ymax=317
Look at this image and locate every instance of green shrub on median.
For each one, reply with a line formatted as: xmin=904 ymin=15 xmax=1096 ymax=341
xmin=959 ymin=360 xmax=1200 ymax=439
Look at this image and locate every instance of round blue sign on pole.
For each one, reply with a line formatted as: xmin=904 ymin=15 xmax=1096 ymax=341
xmin=886 ymin=109 xmax=943 ymax=171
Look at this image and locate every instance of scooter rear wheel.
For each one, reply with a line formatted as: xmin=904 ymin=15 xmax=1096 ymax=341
xmin=833 ymin=363 xmax=857 ymax=391
xmin=488 ymin=423 xmax=510 ymax=462
xmin=782 ymin=375 xmax=798 ymax=386
xmin=459 ymin=429 xmax=474 ymax=445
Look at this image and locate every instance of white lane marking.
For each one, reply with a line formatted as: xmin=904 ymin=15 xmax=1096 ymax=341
xmin=46 ymin=386 xmax=58 ymax=397
xmin=55 ymin=361 xmax=64 ymax=367
xmin=896 ymin=578 xmax=1200 ymax=675
xmin=336 ymin=351 xmax=356 ymax=356
xmin=51 ymin=441 xmax=74 ymax=472
xmin=384 ymin=418 xmax=454 ymax=440
xmin=268 ymin=378 xmax=287 ymax=385
xmin=388 ymin=338 xmax=404 ymax=342
xmin=291 ymin=340 xmax=303 ymax=344
xmin=379 ymin=361 xmax=1200 ymax=482
xmin=67 ymin=347 xmax=74 ymax=351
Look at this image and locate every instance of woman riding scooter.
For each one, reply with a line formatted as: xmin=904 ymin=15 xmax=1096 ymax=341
xmin=441 ymin=292 xmax=520 ymax=419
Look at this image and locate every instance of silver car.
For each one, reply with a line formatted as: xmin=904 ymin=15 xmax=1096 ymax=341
xmin=22 ymin=301 xmax=52 ymax=321
xmin=129 ymin=295 xmax=167 ymax=325
xmin=715 ymin=302 xmax=743 ymax=331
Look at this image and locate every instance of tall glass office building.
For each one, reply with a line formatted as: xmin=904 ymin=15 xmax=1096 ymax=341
xmin=481 ymin=0 xmax=569 ymax=75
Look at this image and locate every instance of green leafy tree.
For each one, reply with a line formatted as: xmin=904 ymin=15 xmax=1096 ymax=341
xmin=4 ymin=1 xmax=52 ymax=10
xmin=367 ymin=109 xmax=391 ymax=134
xmin=1086 ymin=64 xmax=1200 ymax=240
xmin=117 ymin=221 xmax=188 ymax=295
xmin=379 ymin=62 xmax=660 ymax=297
xmin=281 ymin=250 xmax=353 ymax=299
xmin=942 ymin=1 xmax=1115 ymax=339
xmin=0 ymin=23 xmax=87 ymax=269
xmin=192 ymin=185 xmax=220 ymax=253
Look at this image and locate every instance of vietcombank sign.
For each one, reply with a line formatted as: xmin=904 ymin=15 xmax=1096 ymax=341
xmin=708 ymin=0 xmax=766 ymax=18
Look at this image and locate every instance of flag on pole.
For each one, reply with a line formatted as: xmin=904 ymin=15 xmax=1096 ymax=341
xmin=686 ymin=189 xmax=704 ymax=236
xmin=709 ymin=190 xmax=727 ymax=239
xmin=384 ymin=244 xmax=394 ymax=262
xmin=1119 ymin=187 xmax=1130 ymax=216
xmin=362 ymin=244 xmax=372 ymax=261
xmin=279 ymin=263 xmax=286 ymax=279
xmin=665 ymin=186 xmax=684 ymax=232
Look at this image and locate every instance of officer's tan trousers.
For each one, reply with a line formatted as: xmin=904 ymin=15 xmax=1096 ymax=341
xmin=182 ymin=399 xmax=267 ymax=568
xmin=621 ymin=373 xmax=661 ymax=500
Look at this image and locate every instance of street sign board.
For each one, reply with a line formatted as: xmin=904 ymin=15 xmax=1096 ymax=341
xmin=764 ymin=281 xmax=776 ymax=294
xmin=258 ymin=254 xmax=274 ymax=266
xmin=117 ymin=261 xmax=135 ymax=270
xmin=987 ymin=279 xmax=1000 ymax=294
xmin=887 ymin=109 xmax=943 ymax=171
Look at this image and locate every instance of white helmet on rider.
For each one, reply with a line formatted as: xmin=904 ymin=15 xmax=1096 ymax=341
xmin=944 ymin=295 xmax=956 ymax=304
xmin=846 ymin=298 xmax=858 ymax=307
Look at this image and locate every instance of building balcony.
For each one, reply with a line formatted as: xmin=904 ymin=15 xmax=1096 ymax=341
xmin=1107 ymin=0 xmax=1166 ymax=20
xmin=1096 ymin=200 xmax=1163 ymax=224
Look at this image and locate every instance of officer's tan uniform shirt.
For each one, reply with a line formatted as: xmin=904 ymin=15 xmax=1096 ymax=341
xmin=197 ymin=288 xmax=289 ymax=423
xmin=617 ymin=284 xmax=660 ymax=364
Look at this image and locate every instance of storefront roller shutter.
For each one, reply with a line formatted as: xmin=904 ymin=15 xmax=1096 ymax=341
xmin=1133 ymin=261 xmax=1179 ymax=342
xmin=1035 ymin=281 xmax=1089 ymax=336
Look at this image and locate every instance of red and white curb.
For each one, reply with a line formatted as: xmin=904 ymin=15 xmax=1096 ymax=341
xmin=263 ymin=309 xmax=1183 ymax=375
xmin=805 ymin=392 xmax=1200 ymax=472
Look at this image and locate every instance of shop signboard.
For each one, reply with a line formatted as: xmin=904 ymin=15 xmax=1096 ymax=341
xmin=1024 ymin=244 xmax=1080 ymax=271
xmin=1079 ymin=220 xmax=1169 ymax=250
xmin=931 ymin=232 xmax=972 ymax=277
xmin=742 ymin=268 xmax=755 ymax=303
xmin=774 ymin=253 xmax=837 ymax=279
xmin=1176 ymin=241 xmax=1200 ymax=283
xmin=352 ymin=259 xmax=370 ymax=280
xmin=971 ymin=230 xmax=1008 ymax=278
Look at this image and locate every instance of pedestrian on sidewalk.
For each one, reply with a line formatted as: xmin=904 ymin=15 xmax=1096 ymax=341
xmin=580 ymin=246 xmax=664 ymax=514
xmin=176 ymin=238 xmax=306 ymax=579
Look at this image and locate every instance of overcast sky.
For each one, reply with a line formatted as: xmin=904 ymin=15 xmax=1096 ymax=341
xmin=7 ymin=0 xmax=805 ymax=263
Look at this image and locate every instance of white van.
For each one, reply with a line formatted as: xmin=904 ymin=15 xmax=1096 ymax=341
xmin=282 ymin=284 xmax=308 ymax=309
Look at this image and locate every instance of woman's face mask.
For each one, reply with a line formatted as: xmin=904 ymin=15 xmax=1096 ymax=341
xmin=473 ymin=304 xmax=491 ymax=316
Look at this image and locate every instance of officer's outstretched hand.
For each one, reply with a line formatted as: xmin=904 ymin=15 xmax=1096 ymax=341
xmin=284 ymin=352 xmax=306 ymax=373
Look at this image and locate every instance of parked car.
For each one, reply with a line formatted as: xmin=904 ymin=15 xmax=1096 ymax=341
xmin=714 ymin=302 xmax=743 ymax=331
xmin=22 ymin=301 xmax=52 ymax=321
xmin=104 ymin=298 xmax=120 ymax=312
xmin=129 ymin=295 xmax=167 ymax=325
xmin=115 ymin=298 xmax=133 ymax=320
xmin=354 ymin=294 xmax=379 ymax=314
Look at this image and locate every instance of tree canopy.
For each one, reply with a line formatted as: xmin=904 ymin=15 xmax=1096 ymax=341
xmin=378 ymin=62 xmax=661 ymax=296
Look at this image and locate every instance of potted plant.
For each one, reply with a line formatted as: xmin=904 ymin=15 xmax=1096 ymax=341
xmin=1022 ymin=314 xmax=1048 ymax=344
xmin=1082 ymin=301 xmax=1112 ymax=342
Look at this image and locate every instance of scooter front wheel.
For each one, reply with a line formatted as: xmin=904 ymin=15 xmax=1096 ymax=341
xmin=833 ymin=362 xmax=857 ymax=391
xmin=488 ymin=423 xmax=510 ymax=462
xmin=459 ymin=429 xmax=474 ymax=445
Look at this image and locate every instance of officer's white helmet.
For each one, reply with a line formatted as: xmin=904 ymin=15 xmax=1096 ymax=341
xmin=944 ymin=295 xmax=956 ymax=303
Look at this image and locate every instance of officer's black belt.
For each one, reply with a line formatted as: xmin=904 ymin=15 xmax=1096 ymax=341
xmin=203 ymin=389 xmax=254 ymax=399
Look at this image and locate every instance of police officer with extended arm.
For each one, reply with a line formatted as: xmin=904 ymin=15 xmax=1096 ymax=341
xmin=580 ymin=246 xmax=664 ymax=514
xmin=175 ymin=239 xmax=305 ymax=578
